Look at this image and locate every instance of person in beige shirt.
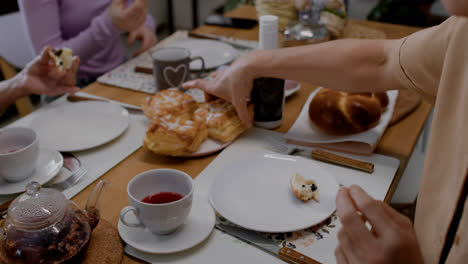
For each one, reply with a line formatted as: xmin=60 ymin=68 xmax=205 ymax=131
xmin=183 ymin=0 xmax=468 ymax=263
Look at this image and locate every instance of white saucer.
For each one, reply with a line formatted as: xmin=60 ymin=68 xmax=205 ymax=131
xmin=285 ymin=80 xmax=301 ymax=98
xmin=0 ymin=149 xmax=63 ymax=195
xmin=118 ymin=196 xmax=215 ymax=254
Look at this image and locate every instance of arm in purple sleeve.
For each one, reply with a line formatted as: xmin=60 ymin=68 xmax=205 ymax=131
xmin=19 ymin=0 xmax=122 ymax=64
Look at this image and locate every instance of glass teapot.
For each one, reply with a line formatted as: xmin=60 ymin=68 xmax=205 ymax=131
xmin=0 ymin=180 xmax=109 ymax=264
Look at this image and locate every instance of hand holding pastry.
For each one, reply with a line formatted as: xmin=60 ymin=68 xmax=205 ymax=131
xmin=18 ymin=46 xmax=80 ymax=96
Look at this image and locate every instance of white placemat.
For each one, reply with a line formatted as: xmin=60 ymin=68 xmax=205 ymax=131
xmin=0 ymin=93 xmax=147 ymax=203
xmin=126 ymin=127 xmax=400 ymax=264
xmin=285 ymin=88 xmax=399 ymax=155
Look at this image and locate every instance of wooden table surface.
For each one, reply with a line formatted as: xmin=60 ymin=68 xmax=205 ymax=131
xmin=73 ymin=5 xmax=432 ymax=263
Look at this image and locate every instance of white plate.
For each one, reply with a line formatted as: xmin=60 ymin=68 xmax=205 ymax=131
xmin=181 ymin=139 xmax=232 ymax=158
xmin=30 ymin=101 xmax=129 ymax=152
xmin=118 ymin=195 xmax=215 ymax=254
xmin=167 ymin=39 xmax=240 ymax=70
xmin=0 ymin=149 xmax=63 ymax=195
xmin=285 ymin=80 xmax=301 ymax=98
xmin=210 ymin=153 xmax=339 ymax=233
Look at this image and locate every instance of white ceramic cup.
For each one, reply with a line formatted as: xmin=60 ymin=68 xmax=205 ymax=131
xmin=0 ymin=127 xmax=39 ymax=182
xmin=120 ymin=169 xmax=194 ymax=235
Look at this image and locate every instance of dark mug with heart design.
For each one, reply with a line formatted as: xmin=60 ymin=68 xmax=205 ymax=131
xmin=151 ymin=47 xmax=205 ymax=91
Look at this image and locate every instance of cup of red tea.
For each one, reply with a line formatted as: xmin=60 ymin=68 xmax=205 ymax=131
xmin=120 ymin=168 xmax=193 ymax=235
xmin=0 ymin=127 xmax=39 ymax=182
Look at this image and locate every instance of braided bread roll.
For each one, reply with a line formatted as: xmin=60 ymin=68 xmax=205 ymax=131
xmin=308 ymin=88 xmax=389 ymax=135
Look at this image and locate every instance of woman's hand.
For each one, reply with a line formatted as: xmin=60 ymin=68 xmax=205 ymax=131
xmin=14 ymin=46 xmax=80 ymax=96
xmin=16 ymin=46 xmax=80 ymax=96
xmin=108 ymin=0 xmax=148 ymax=32
xmin=335 ymin=185 xmax=424 ymax=264
xmin=128 ymin=25 xmax=158 ymax=57
xmin=183 ymin=51 xmax=261 ymax=127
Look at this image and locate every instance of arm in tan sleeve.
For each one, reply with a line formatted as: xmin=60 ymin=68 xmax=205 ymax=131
xmin=246 ymin=18 xmax=455 ymax=98
xmin=389 ymin=17 xmax=457 ymax=103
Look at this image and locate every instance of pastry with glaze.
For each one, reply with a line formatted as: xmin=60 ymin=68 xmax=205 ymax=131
xmin=142 ymin=88 xmax=199 ymax=120
xmin=195 ymin=98 xmax=246 ymax=143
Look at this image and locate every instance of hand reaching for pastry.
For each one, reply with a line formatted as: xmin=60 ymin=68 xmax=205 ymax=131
xmin=108 ymin=0 xmax=148 ymax=32
xmin=335 ymin=185 xmax=424 ymax=264
xmin=183 ymin=53 xmax=257 ymax=128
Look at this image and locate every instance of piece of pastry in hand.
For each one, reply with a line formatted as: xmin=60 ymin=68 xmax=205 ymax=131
xmin=194 ymin=98 xmax=246 ymax=143
xmin=291 ymin=173 xmax=319 ymax=202
xmin=308 ymin=88 xmax=389 ymax=135
xmin=143 ymin=111 xmax=207 ymax=156
xmin=142 ymin=88 xmax=199 ymax=120
xmin=48 ymin=48 xmax=73 ymax=72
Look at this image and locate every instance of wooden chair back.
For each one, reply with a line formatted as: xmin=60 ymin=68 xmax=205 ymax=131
xmin=0 ymin=57 xmax=34 ymax=116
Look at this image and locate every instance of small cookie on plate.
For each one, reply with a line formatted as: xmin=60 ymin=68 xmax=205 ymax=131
xmin=142 ymin=88 xmax=199 ymax=119
xmin=48 ymin=48 xmax=73 ymax=72
xmin=143 ymin=111 xmax=207 ymax=156
xmin=291 ymin=173 xmax=319 ymax=202
xmin=195 ymin=98 xmax=246 ymax=143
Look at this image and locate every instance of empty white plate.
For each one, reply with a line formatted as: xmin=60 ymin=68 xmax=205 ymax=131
xmin=167 ymin=39 xmax=240 ymax=70
xmin=0 ymin=149 xmax=63 ymax=195
xmin=210 ymin=153 xmax=339 ymax=233
xmin=30 ymin=101 xmax=129 ymax=152
xmin=118 ymin=195 xmax=215 ymax=254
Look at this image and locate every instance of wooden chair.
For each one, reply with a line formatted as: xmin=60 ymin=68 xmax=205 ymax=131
xmin=0 ymin=57 xmax=34 ymax=116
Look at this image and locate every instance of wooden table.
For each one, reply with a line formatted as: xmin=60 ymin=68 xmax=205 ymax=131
xmin=74 ymin=5 xmax=431 ymax=263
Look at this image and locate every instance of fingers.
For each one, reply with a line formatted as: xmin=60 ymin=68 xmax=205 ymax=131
xmin=133 ymin=29 xmax=156 ymax=57
xmin=46 ymin=85 xmax=80 ymax=96
xmin=62 ymin=56 xmax=80 ymax=86
xmin=127 ymin=31 xmax=137 ymax=45
xmin=232 ymin=99 xmax=252 ymax=128
xmin=337 ymin=230 xmax=362 ymax=264
xmin=112 ymin=0 xmax=126 ymax=8
xmin=130 ymin=0 xmax=148 ymax=9
xmin=348 ymin=185 xmax=394 ymax=235
xmin=334 ymin=247 xmax=349 ymax=264
xmin=126 ymin=0 xmax=147 ymax=17
xmin=336 ymin=188 xmax=374 ymax=241
xmin=38 ymin=45 xmax=52 ymax=64
xmin=209 ymin=68 xmax=225 ymax=79
xmin=182 ymin=79 xmax=206 ymax=90
xmin=382 ymin=202 xmax=413 ymax=228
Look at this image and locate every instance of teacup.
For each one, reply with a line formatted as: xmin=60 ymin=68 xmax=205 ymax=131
xmin=0 ymin=127 xmax=39 ymax=182
xmin=152 ymin=47 xmax=205 ymax=91
xmin=120 ymin=169 xmax=194 ymax=235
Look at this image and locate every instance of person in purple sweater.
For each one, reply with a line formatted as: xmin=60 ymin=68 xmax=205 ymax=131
xmin=19 ymin=0 xmax=157 ymax=84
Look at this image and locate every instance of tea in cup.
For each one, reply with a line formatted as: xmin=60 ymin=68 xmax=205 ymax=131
xmin=120 ymin=169 xmax=193 ymax=235
xmin=0 ymin=127 xmax=39 ymax=182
